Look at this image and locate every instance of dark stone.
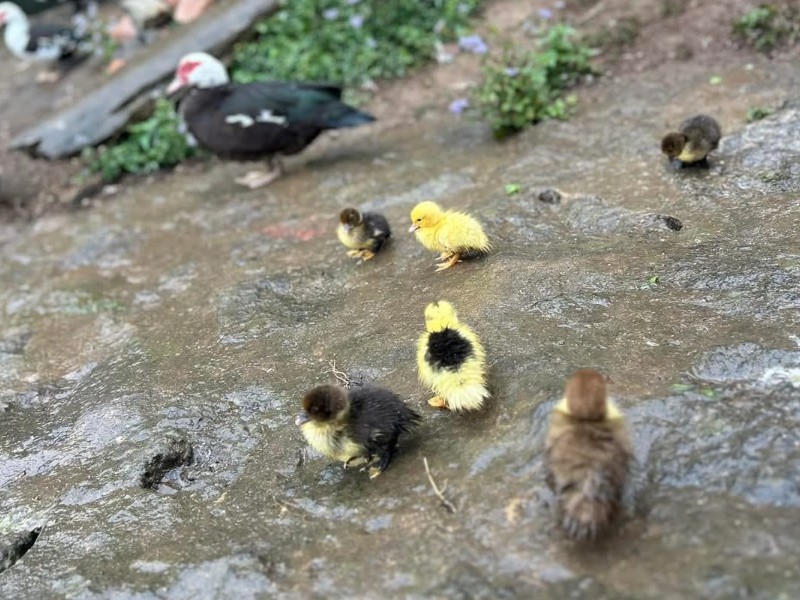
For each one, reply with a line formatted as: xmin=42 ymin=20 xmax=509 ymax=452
xmin=538 ymin=188 xmax=562 ymax=204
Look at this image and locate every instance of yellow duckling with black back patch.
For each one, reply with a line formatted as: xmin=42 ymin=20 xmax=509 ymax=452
xmin=409 ymin=201 xmax=490 ymax=271
xmin=417 ymin=300 xmax=490 ymax=411
xmin=545 ymin=369 xmax=632 ymax=540
xmin=336 ymin=207 xmax=391 ymax=261
xmin=296 ymin=384 xmax=421 ymax=479
xmin=661 ymin=114 xmax=721 ymax=167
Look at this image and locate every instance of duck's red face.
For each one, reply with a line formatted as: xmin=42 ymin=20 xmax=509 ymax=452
xmin=0 ymin=11 xmax=7 ymax=25
xmin=166 ymin=60 xmax=202 ymax=95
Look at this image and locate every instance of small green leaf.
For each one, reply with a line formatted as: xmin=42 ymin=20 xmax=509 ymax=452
xmin=709 ymin=75 xmax=723 ymax=85
xmin=505 ymin=183 xmax=522 ymax=195
xmin=648 ymin=275 xmax=660 ymax=285
xmin=671 ymin=383 xmax=695 ymax=393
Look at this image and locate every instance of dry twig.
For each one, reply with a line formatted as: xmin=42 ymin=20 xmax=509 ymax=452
xmin=423 ymin=456 xmax=457 ymax=513
xmin=326 ymin=359 xmax=351 ymax=388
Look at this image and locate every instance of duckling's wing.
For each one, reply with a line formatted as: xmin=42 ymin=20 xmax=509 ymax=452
xmin=437 ymin=213 xmax=489 ymax=254
xmin=348 ymin=386 xmax=404 ymax=452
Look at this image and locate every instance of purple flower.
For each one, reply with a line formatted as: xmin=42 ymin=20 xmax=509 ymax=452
xmin=458 ymin=34 xmax=489 ymax=55
xmin=538 ymin=8 xmax=554 ymax=20
xmin=449 ymin=98 xmax=469 ymax=115
xmin=504 ymin=67 xmax=519 ymax=77
xmin=322 ymin=8 xmax=339 ymax=20
xmin=349 ymin=14 xmax=364 ymax=29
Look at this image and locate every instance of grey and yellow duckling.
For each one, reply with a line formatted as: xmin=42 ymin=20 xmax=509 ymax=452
xmin=337 ymin=207 xmax=391 ymax=261
xmin=545 ymin=369 xmax=633 ymax=539
xmin=296 ymin=384 xmax=421 ymax=479
xmin=661 ymin=114 xmax=721 ymax=167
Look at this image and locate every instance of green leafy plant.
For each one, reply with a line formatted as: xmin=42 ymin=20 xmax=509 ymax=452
xmin=231 ymin=0 xmax=481 ymax=86
xmin=733 ymin=4 xmax=799 ymax=53
xmin=84 ymin=99 xmax=198 ymax=182
xmin=475 ymin=24 xmax=594 ymax=139
xmin=746 ymin=105 xmax=775 ymax=122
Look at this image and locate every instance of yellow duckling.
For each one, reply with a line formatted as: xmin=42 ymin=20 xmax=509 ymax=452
xmin=409 ymin=201 xmax=490 ymax=271
xmin=661 ymin=114 xmax=721 ymax=166
xmin=545 ymin=369 xmax=632 ymax=539
xmin=416 ymin=301 xmax=490 ymax=411
xmin=296 ymin=384 xmax=421 ymax=479
xmin=336 ymin=207 xmax=391 ymax=261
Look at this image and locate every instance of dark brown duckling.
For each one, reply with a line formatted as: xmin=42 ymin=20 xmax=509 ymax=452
xmin=296 ymin=384 xmax=420 ymax=479
xmin=545 ymin=369 xmax=632 ymax=539
xmin=336 ymin=207 xmax=391 ymax=261
xmin=661 ymin=114 xmax=721 ymax=167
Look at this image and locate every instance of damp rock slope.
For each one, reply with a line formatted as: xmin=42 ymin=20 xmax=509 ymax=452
xmin=1 ymin=57 xmax=800 ymax=599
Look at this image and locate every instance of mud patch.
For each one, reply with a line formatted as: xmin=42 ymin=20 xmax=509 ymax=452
xmin=140 ymin=438 xmax=195 ymax=490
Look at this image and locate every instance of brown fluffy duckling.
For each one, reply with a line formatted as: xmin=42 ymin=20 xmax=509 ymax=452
xmin=336 ymin=207 xmax=391 ymax=261
xmin=296 ymin=384 xmax=421 ymax=479
xmin=545 ymin=369 xmax=632 ymax=539
xmin=661 ymin=114 xmax=721 ymax=167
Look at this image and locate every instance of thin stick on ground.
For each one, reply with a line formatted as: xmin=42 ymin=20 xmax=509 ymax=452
xmin=423 ymin=456 xmax=457 ymax=513
xmin=326 ymin=359 xmax=351 ymax=388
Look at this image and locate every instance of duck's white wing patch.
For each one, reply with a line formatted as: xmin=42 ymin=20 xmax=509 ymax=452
xmin=255 ymin=110 xmax=287 ymax=125
xmin=225 ymin=114 xmax=255 ymax=128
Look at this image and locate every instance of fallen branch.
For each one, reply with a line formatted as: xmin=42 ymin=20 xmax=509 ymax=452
xmin=423 ymin=456 xmax=456 ymax=513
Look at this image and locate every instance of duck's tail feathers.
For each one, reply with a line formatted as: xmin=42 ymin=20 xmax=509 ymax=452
xmin=323 ymin=104 xmax=376 ymax=129
xmin=446 ymin=384 xmax=490 ymax=412
xmin=560 ymin=470 xmax=619 ymax=540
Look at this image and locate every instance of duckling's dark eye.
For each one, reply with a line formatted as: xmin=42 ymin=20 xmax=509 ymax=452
xmin=416 ymin=218 xmax=422 ymax=222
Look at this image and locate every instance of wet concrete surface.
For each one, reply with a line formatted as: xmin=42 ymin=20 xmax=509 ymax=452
xmin=1 ymin=56 xmax=800 ymax=598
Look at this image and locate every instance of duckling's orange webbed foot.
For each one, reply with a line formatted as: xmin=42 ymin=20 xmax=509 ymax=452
xmin=428 ymin=396 xmax=449 ymax=409
xmin=434 ymin=254 xmax=462 ymax=271
xmin=368 ymin=466 xmax=383 ymax=479
xmin=359 ymin=250 xmax=375 ymax=261
xmin=435 ymin=252 xmax=453 ymax=263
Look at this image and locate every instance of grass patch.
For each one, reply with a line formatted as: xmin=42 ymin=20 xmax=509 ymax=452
xmin=86 ymin=0 xmax=482 ymax=182
xmin=733 ymin=3 xmax=800 ymax=53
xmin=474 ymin=24 xmax=594 ymax=139
xmin=232 ymin=0 xmax=481 ymax=86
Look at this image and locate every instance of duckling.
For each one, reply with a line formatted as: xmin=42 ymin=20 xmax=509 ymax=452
xmin=409 ymin=201 xmax=490 ymax=271
xmin=661 ymin=114 xmax=721 ymax=167
xmin=296 ymin=384 xmax=421 ymax=479
xmin=545 ymin=369 xmax=632 ymax=540
xmin=417 ymin=300 xmax=490 ymax=411
xmin=336 ymin=207 xmax=391 ymax=261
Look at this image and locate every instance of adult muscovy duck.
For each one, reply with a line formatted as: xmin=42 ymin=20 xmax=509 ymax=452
xmin=166 ymin=52 xmax=376 ymax=188
xmin=0 ymin=2 xmax=85 ymax=63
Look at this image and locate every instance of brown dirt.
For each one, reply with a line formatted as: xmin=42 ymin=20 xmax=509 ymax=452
xmin=1 ymin=0 xmax=797 ymax=222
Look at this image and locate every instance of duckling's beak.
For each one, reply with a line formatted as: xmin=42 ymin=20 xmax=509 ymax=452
xmin=295 ymin=411 xmax=310 ymax=427
xmin=409 ymin=224 xmax=420 ymax=233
